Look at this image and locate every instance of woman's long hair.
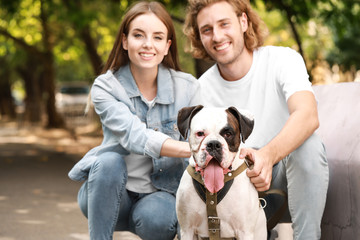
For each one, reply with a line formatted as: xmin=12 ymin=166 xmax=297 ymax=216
xmin=101 ymin=1 xmax=181 ymax=73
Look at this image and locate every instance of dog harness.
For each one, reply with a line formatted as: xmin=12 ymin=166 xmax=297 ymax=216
xmin=187 ymin=162 xmax=248 ymax=240
xmin=187 ymin=162 xmax=288 ymax=240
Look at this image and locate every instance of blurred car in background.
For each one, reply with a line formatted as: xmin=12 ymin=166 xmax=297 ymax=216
xmin=56 ymin=83 xmax=90 ymax=117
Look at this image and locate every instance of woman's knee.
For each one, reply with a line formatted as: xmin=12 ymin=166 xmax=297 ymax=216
xmin=130 ymin=192 xmax=177 ymax=240
xmin=88 ymin=152 xmax=127 ymax=185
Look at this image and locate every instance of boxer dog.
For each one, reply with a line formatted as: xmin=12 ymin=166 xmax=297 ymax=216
xmin=176 ymin=105 xmax=267 ymax=240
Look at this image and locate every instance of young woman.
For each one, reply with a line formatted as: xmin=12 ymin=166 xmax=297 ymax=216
xmin=68 ymin=2 xmax=198 ymax=239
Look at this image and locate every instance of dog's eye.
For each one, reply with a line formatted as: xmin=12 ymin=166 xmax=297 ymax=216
xmin=223 ymin=131 xmax=233 ymax=138
xmin=224 ymin=132 xmax=232 ymax=138
xmin=196 ymin=131 xmax=205 ymax=137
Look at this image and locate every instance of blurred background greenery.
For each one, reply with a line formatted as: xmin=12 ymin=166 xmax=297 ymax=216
xmin=0 ymin=0 xmax=359 ymax=128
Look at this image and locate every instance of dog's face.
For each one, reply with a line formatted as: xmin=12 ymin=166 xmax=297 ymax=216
xmin=178 ymin=105 xmax=254 ymax=193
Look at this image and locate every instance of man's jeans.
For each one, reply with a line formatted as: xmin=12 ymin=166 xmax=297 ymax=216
xmin=265 ymin=134 xmax=329 ymax=240
xmin=77 ymin=152 xmax=178 ymax=240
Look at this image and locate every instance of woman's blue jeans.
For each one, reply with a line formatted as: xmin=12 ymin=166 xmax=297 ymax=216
xmin=77 ymin=152 xmax=178 ymax=240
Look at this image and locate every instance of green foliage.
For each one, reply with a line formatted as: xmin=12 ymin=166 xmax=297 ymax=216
xmin=319 ymin=0 xmax=360 ymax=71
xmin=0 ymin=0 xmax=359 ymax=91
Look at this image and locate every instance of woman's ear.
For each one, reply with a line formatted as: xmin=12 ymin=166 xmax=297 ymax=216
xmin=164 ymin=39 xmax=172 ymax=56
xmin=122 ymin=33 xmax=128 ymax=50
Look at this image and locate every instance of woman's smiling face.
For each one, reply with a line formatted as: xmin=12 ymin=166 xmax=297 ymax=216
xmin=122 ymin=12 xmax=172 ymax=71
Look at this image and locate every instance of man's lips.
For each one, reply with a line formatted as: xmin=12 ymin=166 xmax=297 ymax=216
xmin=214 ymin=42 xmax=230 ymax=51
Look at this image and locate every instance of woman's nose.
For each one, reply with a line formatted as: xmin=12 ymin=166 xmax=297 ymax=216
xmin=143 ymin=37 xmax=153 ymax=48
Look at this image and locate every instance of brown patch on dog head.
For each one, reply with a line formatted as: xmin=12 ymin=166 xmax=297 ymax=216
xmin=221 ymin=112 xmax=241 ymax=152
xmin=226 ymin=107 xmax=254 ymax=143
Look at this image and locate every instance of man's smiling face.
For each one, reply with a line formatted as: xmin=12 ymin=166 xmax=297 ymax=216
xmin=196 ymin=1 xmax=248 ymax=67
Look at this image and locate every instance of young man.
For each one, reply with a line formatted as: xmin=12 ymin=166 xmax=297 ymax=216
xmin=184 ymin=0 xmax=329 ymax=239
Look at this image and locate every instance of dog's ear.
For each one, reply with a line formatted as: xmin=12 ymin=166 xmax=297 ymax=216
xmin=177 ymin=105 xmax=204 ymax=138
xmin=226 ymin=106 xmax=254 ymax=143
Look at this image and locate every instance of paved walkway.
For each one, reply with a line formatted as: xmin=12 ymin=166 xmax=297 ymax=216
xmin=0 ymin=122 xmax=140 ymax=240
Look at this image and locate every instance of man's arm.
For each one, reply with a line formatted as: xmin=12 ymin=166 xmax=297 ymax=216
xmin=240 ymin=90 xmax=319 ymax=191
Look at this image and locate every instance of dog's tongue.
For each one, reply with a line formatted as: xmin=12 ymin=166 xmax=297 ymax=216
xmin=204 ymin=159 xmax=224 ymax=193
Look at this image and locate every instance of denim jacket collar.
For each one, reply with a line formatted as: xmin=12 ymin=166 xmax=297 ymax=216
xmin=115 ymin=64 xmax=174 ymax=105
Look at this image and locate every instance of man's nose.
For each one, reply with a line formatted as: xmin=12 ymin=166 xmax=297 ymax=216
xmin=212 ymin=26 xmax=224 ymax=42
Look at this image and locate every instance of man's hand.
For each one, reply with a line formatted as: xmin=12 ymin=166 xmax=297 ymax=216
xmin=239 ymin=148 xmax=274 ymax=192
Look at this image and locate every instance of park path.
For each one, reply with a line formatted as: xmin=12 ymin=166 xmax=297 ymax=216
xmin=0 ymin=121 xmax=140 ymax=240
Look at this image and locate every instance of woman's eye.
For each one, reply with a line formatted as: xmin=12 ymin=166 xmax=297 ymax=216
xmin=134 ymin=33 xmax=143 ymax=38
xmin=196 ymin=131 xmax=205 ymax=137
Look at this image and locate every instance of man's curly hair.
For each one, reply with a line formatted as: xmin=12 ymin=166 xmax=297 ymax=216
xmin=183 ymin=0 xmax=268 ymax=60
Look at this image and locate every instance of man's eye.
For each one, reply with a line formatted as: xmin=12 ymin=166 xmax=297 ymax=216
xmin=196 ymin=131 xmax=205 ymax=137
xmin=201 ymin=28 xmax=211 ymax=34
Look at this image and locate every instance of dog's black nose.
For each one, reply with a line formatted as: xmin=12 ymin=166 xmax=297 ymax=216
xmin=206 ymin=140 xmax=222 ymax=153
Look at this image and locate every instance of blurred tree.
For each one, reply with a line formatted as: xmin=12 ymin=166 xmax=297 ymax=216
xmin=0 ymin=0 xmax=65 ymax=127
xmin=61 ymin=0 xmax=104 ymax=76
xmin=0 ymin=0 xmax=358 ymax=128
xmin=0 ymin=55 xmax=16 ymax=120
xmin=320 ymin=1 xmax=360 ymax=74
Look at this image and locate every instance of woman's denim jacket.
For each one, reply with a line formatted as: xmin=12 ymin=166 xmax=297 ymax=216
xmin=68 ymin=64 xmax=199 ymax=194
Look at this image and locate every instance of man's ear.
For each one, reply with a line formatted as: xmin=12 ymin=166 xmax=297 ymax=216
xmin=177 ymin=105 xmax=204 ymax=138
xmin=226 ymin=106 xmax=254 ymax=143
xmin=239 ymin=12 xmax=248 ymax=33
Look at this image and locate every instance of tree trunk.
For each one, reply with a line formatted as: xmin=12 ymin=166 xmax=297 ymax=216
xmin=0 ymin=67 xmax=16 ymax=120
xmin=40 ymin=0 xmax=64 ymax=128
xmin=17 ymin=59 xmax=42 ymax=123
xmin=80 ymin=26 xmax=103 ymax=76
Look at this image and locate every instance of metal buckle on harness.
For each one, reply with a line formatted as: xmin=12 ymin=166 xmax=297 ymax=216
xmin=208 ymin=216 xmax=220 ymax=233
xmin=208 ymin=216 xmax=220 ymax=224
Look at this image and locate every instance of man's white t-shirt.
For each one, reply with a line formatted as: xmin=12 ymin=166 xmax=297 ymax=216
xmin=192 ymin=46 xmax=314 ymax=149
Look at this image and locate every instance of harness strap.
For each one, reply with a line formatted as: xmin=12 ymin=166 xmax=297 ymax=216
xmin=187 ymin=163 xmax=288 ymax=237
xmin=192 ymin=178 xmax=234 ymax=204
xmin=187 ymin=163 xmax=248 ymax=240
xmin=186 ymin=162 xmax=247 ymax=185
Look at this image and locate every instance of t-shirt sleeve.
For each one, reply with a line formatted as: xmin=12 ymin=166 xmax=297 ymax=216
xmin=277 ymin=48 xmax=313 ymax=101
